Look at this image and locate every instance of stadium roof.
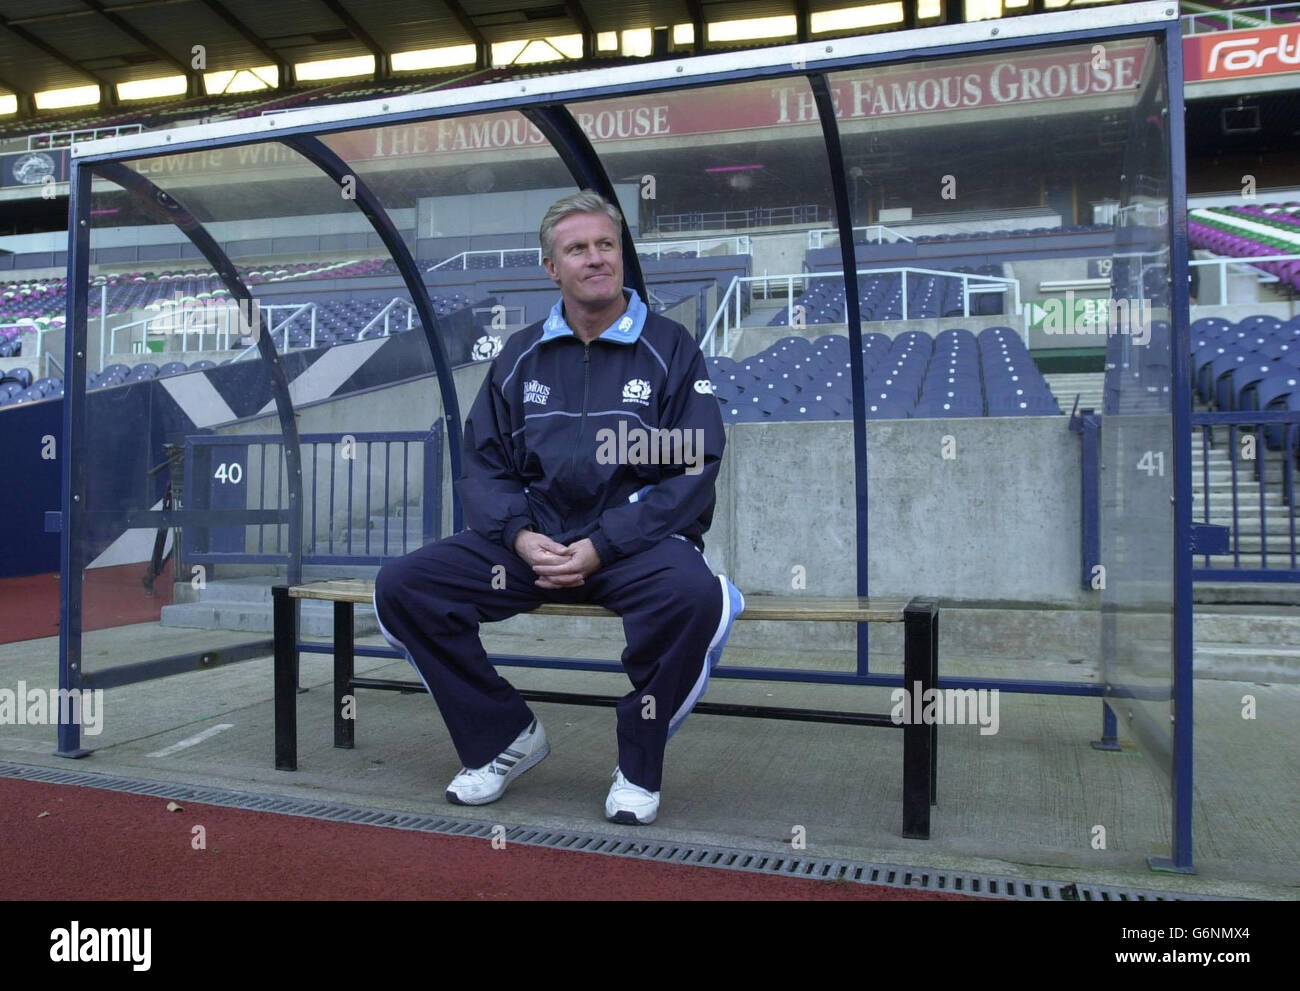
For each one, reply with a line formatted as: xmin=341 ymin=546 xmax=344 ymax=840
xmin=0 ymin=1 xmax=1111 ymax=103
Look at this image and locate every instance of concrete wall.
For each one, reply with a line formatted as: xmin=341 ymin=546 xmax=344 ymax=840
xmin=749 ymin=232 xmax=812 ymax=279
xmin=712 ymin=417 xmax=1084 ymax=606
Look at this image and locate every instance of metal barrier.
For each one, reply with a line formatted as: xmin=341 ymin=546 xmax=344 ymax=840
xmin=807 ymin=225 xmax=914 ymax=248
xmin=652 ymin=204 xmax=823 ymax=232
xmin=636 ymin=236 xmax=753 ymax=257
xmin=358 ymin=298 xmax=416 ymax=339
xmin=1191 ymin=411 xmax=1300 ymax=580
xmin=25 ymin=124 xmax=143 ymax=151
xmin=107 ymin=300 xmax=269 ymax=362
xmin=701 ymin=267 xmax=1021 ymax=356
xmin=183 ymin=425 xmax=443 ymax=567
xmin=1190 ymin=254 xmax=1300 ymax=306
xmin=430 ymin=237 xmax=754 ymax=271
xmin=1182 ymin=1 xmax=1300 ymax=33
xmin=1 ymin=321 xmax=54 ymax=367
xmin=429 ymin=248 xmax=542 ymax=271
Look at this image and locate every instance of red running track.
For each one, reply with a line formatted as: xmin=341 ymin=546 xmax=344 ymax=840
xmin=0 ymin=777 xmax=979 ymax=901
xmin=0 ymin=562 xmax=175 ymax=645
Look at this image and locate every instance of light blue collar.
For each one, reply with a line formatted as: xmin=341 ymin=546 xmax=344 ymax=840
xmin=541 ymin=288 xmax=646 ymax=344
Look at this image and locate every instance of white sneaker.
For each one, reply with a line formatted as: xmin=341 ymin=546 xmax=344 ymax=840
xmin=445 ymin=716 xmax=549 ymax=806
xmin=605 ymin=767 xmax=660 ymax=825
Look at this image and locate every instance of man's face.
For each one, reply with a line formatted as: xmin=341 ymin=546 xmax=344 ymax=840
xmin=543 ymin=211 xmax=624 ymax=311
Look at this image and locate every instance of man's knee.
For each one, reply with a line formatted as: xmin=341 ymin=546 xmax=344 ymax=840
xmin=659 ymin=562 xmax=722 ymax=626
xmin=374 ymin=555 xmax=414 ymax=616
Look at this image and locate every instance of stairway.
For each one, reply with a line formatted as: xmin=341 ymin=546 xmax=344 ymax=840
xmin=161 ymin=576 xmax=381 ymax=637
xmin=309 ymin=513 xmax=428 ymax=558
xmin=1043 ymin=371 xmax=1104 ymax=412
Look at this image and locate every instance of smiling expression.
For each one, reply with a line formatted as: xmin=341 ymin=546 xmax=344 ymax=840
xmin=543 ymin=211 xmax=625 ymax=312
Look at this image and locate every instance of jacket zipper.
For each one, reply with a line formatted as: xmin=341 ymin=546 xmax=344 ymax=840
xmin=569 ymin=341 xmax=591 ymax=479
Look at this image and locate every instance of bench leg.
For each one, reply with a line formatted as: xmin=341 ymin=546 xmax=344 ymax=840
xmin=273 ymin=585 xmax=297 ymax=771
xmin=334 ymin=600 xmax=355 ymax=749
xmin=902 ymin=598 xmax=937 ymax=839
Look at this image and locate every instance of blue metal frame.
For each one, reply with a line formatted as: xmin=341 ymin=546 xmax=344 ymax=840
xmin=64 ymin=6 xmax=1192 ymax=870
xmin=1161 ymin=18 xmax=1196 ymax=874
xmin=1070 ymin=410 xmax=1102 ymax=588
xmin=56 ymin=162 xmax=92 ymax=758
xmin=1189 ymin=409 xmax=1300 ymax=580
xmin=809 ymin=74 xmax=872 ymax=678
xmin=183 ymin=429 xmax=440 ymax=565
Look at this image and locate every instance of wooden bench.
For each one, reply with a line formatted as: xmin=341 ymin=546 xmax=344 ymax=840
xmin=272 ymin=581 xmax=938 ymax=839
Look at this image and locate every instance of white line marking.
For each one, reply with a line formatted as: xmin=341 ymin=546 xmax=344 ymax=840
xmin=147 ymin=723 xmax=234 ymax=757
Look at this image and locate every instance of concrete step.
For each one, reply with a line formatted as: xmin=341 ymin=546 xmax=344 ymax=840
xmin=311 ymin=529 xmax=425 ymax=556
xmin=1132 ymin=641 xmax=1300 ymax=683
xmin=1193 ymin=606 xmax=1300 ymax=645
xmin=1196 ymin=554 xmax=1298 ymax=570
xmin=180 ymin=576 xmax=280 ymax=604
xmin=1195 ymin=581 xmax=1300 ymax=606
xmin=1189 ymin=509 xmax=1299 ymax=525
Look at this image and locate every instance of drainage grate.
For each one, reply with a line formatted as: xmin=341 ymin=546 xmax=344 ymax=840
xmin=0 ymin=761 xmax=1211 ymax=901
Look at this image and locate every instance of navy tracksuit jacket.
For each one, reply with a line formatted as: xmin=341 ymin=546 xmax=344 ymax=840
xmin=374 ymin=288 xmax=729 ymax=791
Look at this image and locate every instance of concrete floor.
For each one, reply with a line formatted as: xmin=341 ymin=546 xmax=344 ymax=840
xmin=1 ymin=624 xmax=1297 ymax=900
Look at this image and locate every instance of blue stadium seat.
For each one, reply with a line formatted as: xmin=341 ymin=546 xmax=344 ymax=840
xmin=4 ymin=367 xmax=33 ymax=389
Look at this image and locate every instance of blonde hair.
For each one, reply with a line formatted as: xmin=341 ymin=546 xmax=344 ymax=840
xmin=539 ymin=190 xmax=624 ymax=259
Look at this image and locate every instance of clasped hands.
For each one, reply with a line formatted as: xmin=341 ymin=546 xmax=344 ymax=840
xmin=513 ymin=529 xmax=602 ymax=589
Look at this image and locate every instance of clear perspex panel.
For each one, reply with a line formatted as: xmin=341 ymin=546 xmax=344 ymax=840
xmin=824 ymin=35 xmax=1176 ymax=781
xmin=77 ymin=145 xmax=333 ymax=684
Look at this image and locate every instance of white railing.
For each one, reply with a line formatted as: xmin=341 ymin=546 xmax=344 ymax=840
xmin=26 ymin=123 xmax=143 ymax=151
xmin=108 ymin=300 xmax=281 ymax=363
xmin=1182 ymin=2 xmax=1300 ymax=34
xmin=232 ymin=302 xmax=327 ymax=362
xmin=807 ymin=225 xmax=914 ymax=249
xmin=636 ymin=236 xmax=753 ymax=258
xmin=429 ymin=249 xmax=542 ymax=271
xmin=429 ymin=237 xmax=756 ymax=271
xmin=700 ymin=268 xmax=1021 ymax=357
xmin=1191 ymin=253 xmax=1300 ymax=305
xmin=44 ymin=351 xmax=63 ymax=379
xmin=1 ymin=321 xmax=55 ymax=367
xmin=359 ymin=298 xmax=417 ymax=339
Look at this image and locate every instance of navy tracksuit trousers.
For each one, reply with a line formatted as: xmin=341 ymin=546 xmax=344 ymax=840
xmin=373 ymin=528 xmax=725 ymax=792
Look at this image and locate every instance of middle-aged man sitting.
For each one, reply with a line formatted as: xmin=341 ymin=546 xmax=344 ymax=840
xmin=374 ymin=190 xmax=743 ymax=825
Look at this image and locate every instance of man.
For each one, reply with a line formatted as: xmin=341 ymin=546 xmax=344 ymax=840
xmin=374 ymin=190 xmax=743 ymax=825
